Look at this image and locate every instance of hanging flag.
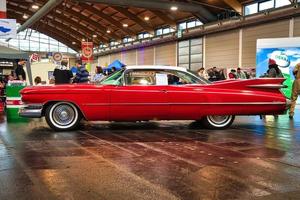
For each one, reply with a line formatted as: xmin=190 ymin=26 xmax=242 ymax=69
xmin=81 ymin=42 xmax=93 ymax=62
xmin=0 ymin=0 xmax=6 ymax=19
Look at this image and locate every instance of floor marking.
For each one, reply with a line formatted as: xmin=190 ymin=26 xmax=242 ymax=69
xmin=80 ymin=131 xmax=141 ymax=157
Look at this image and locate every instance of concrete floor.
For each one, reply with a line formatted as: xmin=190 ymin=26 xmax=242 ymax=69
xmin=0 ymin=112 xmax=300 ymax=200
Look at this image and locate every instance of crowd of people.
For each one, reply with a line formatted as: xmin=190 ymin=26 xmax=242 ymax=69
xmin=197 ymin=67 xmax=256 ymax=82
xmin=49 ymin=60 xmax=111 ymax=85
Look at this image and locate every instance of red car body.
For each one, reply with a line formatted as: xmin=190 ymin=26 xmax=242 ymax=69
xmin=19 ymin=66 xmax=290 ymax=131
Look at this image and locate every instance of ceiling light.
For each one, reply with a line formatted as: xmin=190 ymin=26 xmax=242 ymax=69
xmin=72 ymin=41 xmax=76 ymax=45
xmin=144 ymin=16 xmax=149 ymax=21
xmin=170 ymin=6 xmax=178 ymax=11
xmin=123 ymin=24 xmax=128 ymax=27
xmin=23 ymin=14 xmax=28 ymax=19
xmin=32 ymin=5 xmax=39 ymax=9
xmin=106 ymin=30 xmax=111 ymax=33
xmin=82 ymin=38 xmax=85 ymax=41
xmin=92 ymin=34 xmax=97 ymax=38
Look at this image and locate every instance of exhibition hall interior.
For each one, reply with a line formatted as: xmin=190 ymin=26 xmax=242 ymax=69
xmin=1 ymin=0 xmax=300 ymax=199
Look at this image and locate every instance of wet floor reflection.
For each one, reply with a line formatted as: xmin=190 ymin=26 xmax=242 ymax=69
xmin=0 ymin=112 xmax=300 ymax=200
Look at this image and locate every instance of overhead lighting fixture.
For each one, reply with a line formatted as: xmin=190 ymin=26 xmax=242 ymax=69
xmin=92 ymin=34 xmax=97 ymax=38
xmin=106 ymin=30 xmax=111 ymax=33
xmin=123 ymin=24 xmax=128 ymax=27
xmin=82 ymin=38 xmax=85 ymax=42
xmin=32 ymin=5 xmax=39 ymax=9
xmin=144 ymin=16 xmax=150 ymax=21
xmin=23 ymin=14 xmax=28 ymax=19
xmin=72 ymin=41 xmax=76 ymax=45
xmin=170 ymin=6 xmax=178 ymax=11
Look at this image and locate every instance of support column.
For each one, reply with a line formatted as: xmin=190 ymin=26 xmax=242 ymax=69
xmin=203 ymin=36 xmax=206 ymax=68
xmin=289 ymin=18 xmax=294 ymax=37
xmin=239 ymin=29 xmax=243 ymax=68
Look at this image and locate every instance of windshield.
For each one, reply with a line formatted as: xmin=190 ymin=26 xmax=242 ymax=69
xmin=100 ymin=69 xmax=124 ymax=85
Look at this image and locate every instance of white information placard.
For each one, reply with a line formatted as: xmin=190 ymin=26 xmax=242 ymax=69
xmin=156 ymin=73 xmax=168 ymax=85
xmin=0 ymin=19 xmax=16 ymax=39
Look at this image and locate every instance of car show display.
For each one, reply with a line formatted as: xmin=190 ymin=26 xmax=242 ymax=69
xmin=19 ymin=66 xmax=290 ymax=131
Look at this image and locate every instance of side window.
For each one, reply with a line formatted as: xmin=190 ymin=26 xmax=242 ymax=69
xmin=125 ymin=70 xmax=156 ymax=85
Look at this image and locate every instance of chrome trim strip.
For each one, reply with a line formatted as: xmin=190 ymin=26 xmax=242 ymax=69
xmin=83 ymin=102 xmax=286 ymax=106
xmin=248 ymin=84 xmax=287 ymax=89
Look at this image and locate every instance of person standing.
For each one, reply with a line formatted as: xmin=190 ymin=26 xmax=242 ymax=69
xmin=92 ymin=66 xmax=105 ymax=83
xmin=289 ymin=63 xmax=300 ymax=119
xmin=73 ymin=60 xmax=90 ymax=83
xmin=228 ymin=69 xmax=237 ymax=79
xmin=34 ymin=76 xmax=42 ymax=85
xmin=53 ymin=60 xmax=73 ymax=84
xmin=267 ymin=59 xmax=283 ymax=78
xmin=236 ymin=68 xmax=246 ymax=79
xmin=197 ymin=67 xmax=208 ymax=79
xmin=15 ymin=59 xmax=26 ymax=81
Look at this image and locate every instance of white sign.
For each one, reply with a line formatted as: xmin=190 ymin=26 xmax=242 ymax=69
xmin=270 ymin=51 xmax=290 ymax=68
xmin=156 ymin=73 xmax=168 ymax=85
xmin=0 ymin=19 xmax=16 ymax=39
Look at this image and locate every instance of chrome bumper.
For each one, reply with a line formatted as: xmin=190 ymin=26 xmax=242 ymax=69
xmin=19 ymin=104 xmax=43 ymax=118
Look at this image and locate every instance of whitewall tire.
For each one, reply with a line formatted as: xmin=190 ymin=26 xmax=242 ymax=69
xmin=201 ymin=115 xmax=235 ymax=129
xmin=45 ymin=102 xmax=81 ymax=131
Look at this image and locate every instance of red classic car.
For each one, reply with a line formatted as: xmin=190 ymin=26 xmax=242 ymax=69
xmin=20 ymin=66 xmax=290 ymax=131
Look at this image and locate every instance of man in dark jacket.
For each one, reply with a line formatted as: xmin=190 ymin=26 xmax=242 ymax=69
xmin=53 ymin=60 xmax=73 ymax=84
xmin=15 ymin=59 xmax=26 ymax=81
xmin=73 ymin=60 xmax=89 ymax=83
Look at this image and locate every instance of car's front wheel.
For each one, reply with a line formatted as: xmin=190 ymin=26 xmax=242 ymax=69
xmin=200 ymin=115 xmax=235 ymax=129
xmin=45 ymin=102 xmax=81 ymax=131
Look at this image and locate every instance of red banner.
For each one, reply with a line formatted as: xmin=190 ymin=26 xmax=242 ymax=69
xmin=81 ymin=42 xmax=93 ymax=62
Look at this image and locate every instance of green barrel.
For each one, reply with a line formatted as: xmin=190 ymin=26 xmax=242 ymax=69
xmin=6 ymin=81 xmax=28 ymax=122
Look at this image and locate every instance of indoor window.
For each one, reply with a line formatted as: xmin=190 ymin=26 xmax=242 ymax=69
xmin=259 ymin=0 xmax=274 ymax=11
xmin=275 ymin=0 xmax=291 ymax=8
xmin=178 ymin=22 xmax=187 ymax=30
xmin=245 ymin=3 xmax=258 ymax=15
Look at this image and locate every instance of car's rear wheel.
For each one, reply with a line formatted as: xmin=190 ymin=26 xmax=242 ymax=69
xmin=201 ymin=115 xmax=235 ymax=129
xmin=45 ymin=102 xmax=81 ymax=131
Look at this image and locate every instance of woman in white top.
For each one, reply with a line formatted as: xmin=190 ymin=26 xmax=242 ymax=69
xmin=92 ymin=66 xmax=105 ymax=83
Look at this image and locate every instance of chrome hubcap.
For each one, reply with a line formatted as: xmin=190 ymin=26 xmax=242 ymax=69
xmin=52 ymin=105 xmax=75 ymax=126
xmin=208 ymin=115 xmax=230 ymax=125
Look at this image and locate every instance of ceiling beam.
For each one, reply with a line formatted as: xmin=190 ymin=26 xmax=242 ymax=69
xmin=7 ymin=4 xmax=100 ymax=46
xmin=77 ymin=2 xmax=136 ymax=36
xmin=149 ymin=10 xmax=176 ymax=27
xmin=76 ymin=0 xmax=217 ymax=22
xmin=17 ymin=0 xmax=64 ymax=33
xmin=112 ymin=6 xmax=153 ymax=33
xmin=9 ymin=13 xmax=80 ymax=51
xmin=222 ymin=0 xmax=242 ymax=13
xmin=62 ymin=5 xmax=121 ymax=40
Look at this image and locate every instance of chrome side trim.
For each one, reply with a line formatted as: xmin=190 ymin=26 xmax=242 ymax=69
xmin=82 ymin=102 xmax=286 ymax=106
xmin=248 ymin=84 xmax=287 ymax=89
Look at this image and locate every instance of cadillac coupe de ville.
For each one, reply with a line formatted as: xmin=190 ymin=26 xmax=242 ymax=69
xmin=20 ymin=66 xmax=290 ymax=131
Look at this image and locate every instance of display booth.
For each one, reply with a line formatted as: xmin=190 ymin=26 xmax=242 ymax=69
xmin=0 ymin=45 xmax=31 ymax=121
xmin=256 ymin=37 xmax=300 ymax=103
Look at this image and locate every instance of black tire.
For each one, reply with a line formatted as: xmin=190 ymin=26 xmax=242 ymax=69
xmin=45 ymin=102 xmax=81 ymax=131
xmin=200 ymin=115 xmax=235 ymax=129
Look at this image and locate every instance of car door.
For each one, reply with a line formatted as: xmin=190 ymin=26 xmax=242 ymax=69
xmin=109 ymin=69 xmax=169 ymax=121
xmin=164 ymin=70 xmax=208 ymax=120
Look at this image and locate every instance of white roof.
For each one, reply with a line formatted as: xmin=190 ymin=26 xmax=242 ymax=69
xmin=125 ymin=65 xmax=188 ymax=72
